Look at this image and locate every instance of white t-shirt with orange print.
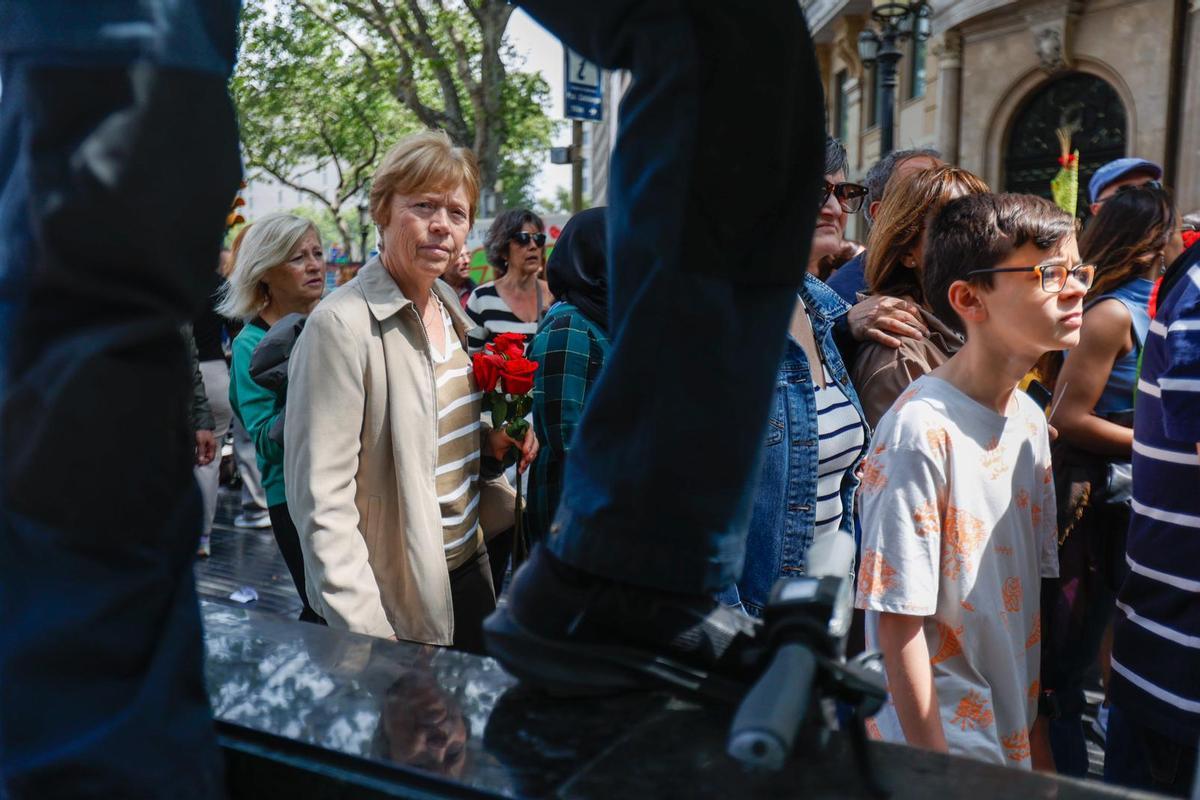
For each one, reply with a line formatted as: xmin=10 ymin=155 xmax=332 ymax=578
xmin=854 ymin=374 xmax=1059 ymax=768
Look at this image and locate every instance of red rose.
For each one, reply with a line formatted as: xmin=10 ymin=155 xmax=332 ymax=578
xmin=500 ymin=356 xmax=539 ymax=396
xmin=491 ymin=332 xmax=527 ymax=359
xmin=471 ymin=352 xmax=505 ymax=394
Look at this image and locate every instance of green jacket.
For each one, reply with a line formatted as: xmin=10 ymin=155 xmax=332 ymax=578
xmin=184 ymin=323 xmax=215 ymax=432
xmin=229 ymin=320 xmax=286 ymax=506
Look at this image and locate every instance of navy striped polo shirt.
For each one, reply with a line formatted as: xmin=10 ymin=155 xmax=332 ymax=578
xmin=1109 ymin=245 xmax=1200 ymax=744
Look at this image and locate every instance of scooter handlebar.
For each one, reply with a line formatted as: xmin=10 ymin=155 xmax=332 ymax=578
xmin=726 ymin=641 xmax=818 ymax=771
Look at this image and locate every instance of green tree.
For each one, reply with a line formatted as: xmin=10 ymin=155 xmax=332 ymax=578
xmin=287 ymin=206 xmax=373 ymax=260
xmin=234 ymin=3 xmax=405 ymax=255
xmin=536 ymin=185 xmax=573 ymax=215
xmin=235 ymin=0 xmax=556 ymax=246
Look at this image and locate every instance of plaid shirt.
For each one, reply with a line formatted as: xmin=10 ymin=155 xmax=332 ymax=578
xmin=526 ymin=302 xmax=611 ymax=543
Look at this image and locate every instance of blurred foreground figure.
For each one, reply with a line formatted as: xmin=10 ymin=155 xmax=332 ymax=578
xmin=0 ymin=2 xmax=242 ymax=796
xmin=485 ymin=1 xmax=826 ymax=692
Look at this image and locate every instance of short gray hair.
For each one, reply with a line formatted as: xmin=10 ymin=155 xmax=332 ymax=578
xmin=863 ymin=147 xmax=942 ymax=225
xmin=217 ymin=213 xmax=319 ymax=320
xmin=825 ymin=136 xmax=849 ymax=177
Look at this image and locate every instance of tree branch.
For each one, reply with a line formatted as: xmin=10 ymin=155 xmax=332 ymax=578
xmin=314 ymin=118 xmax=346 ymax=191
xmin=396 ymin=0 xmax=469 ymax=140
xmin=431 ymin=0 xmax=479 ymax=98
xmin=336 ymin=0 xmax=458 ymax=133
xmin=293 ymin=0 xmax=382 ymax=82
xmin=338 ymin=102 xmax=382 ymax=206
xmin=255 ymin=164 xmax=340 ymax=213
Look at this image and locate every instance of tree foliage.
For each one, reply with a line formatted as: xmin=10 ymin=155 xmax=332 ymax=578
xmin=234 ymin=0 xmax=555 ymax=251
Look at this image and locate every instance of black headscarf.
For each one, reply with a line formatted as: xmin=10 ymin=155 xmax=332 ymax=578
xmin=546 ymin=207 xmax=608 ymax=331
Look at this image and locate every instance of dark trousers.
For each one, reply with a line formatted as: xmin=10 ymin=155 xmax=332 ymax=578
xmin=449 ymin=547 xmax=497 ymax=656
xmin=267 ymin=504 xmax=325 ymax=625
xmin=1042 ymin=485 xmax=1130 ymax=776
xmin=517 ymin=0 xmax=825 ymax=593
xmin=1105 ymin=703 xmax=1199 ymax=797
xmin=0 ymin=54 xmax=240 ymax=800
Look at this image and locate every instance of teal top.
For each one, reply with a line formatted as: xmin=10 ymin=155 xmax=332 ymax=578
xmin=229 ymin=320 xmax=287 ymax=507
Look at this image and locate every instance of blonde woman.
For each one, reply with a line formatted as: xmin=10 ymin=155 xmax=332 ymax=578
xmin=284 ymin=131 xmax=536 ymax=652
xmin=218 ymin=213 xmax=326 ymax=622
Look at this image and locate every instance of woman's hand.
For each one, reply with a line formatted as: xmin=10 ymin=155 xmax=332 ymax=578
xmin=487 ymin=426 xmax=539 ymax=474
xmin=848 ymin=295 xmax=929 ymax=349
xmin=195 ymin=430 xmax=216 ymax=466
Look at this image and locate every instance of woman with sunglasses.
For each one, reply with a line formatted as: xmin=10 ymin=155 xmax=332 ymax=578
xmin=729 ymin=137 xmax=872 ymax=616
xmin=1041 ymin=184 xmax=1184 ymax=776
xmin=466 ymin=209 xmax=552 ymax=353
xmin=850 ymin=165 xmax=990 ymax=426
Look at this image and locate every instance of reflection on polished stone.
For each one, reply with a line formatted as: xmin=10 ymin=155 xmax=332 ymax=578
xmin=202 ymin=600 xmax=518 ymax=794
xmin=202 ymin=601 xmax=1139 ymax=799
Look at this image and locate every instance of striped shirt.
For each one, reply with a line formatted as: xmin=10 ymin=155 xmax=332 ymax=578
xmin=465 ymin=282 xmax=538 ymax=353
xmin=1110 ymin=246 xmax=1200 ymax=744
xmin=430 ymin=297 xmax=485 ymax=570
xmin=812 ymin=363 xmax=867 ymax=550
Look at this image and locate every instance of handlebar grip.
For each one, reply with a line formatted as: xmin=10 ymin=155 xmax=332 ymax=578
xmin=727 ymin=642 xmax=818 ymax=770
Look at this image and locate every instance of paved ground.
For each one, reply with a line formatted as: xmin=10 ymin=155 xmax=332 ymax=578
xmin=194 ymin=488 xmax=303 ymax=618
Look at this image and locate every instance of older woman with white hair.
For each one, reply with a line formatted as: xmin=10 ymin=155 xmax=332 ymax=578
xmin=284 ymin=130 xmax=538 ymax=653
xmin=218 ymin=212 xmax=326 ymax=622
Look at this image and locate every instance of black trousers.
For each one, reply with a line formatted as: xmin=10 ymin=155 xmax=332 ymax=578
xmin=267 ymin=503 xmax=325 ymax=624
xmin=449 ymin=547 xmax=497 ymax=656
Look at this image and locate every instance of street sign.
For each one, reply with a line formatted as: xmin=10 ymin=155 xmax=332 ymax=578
xmin=563 ymin=47 xmax=603 ymax=121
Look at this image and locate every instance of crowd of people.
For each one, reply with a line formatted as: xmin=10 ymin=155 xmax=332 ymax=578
xmin=185 ymin=123 xmax=1200 ymax=795
xmin=5 ymin=3 xmax=1200 ymax=798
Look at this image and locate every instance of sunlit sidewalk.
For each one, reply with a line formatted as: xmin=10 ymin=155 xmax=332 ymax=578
xmin=194 ymin=487 xmax=304 ymax=618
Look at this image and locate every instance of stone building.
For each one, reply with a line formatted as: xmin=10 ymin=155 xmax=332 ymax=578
xmin=806 ymin=0 xmax=1199 ymax=239
xmin=590 ymin=2 xmax=1197 ymax=236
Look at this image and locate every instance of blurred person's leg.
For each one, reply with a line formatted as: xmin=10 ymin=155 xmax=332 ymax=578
xmin=231 ymin=416 xmax=270 ymax=523
xmin=488 ymin=0 xmax=824 ymax=684
xmin=195 ymin=359 xmax=233 ymax=547
xmin=0 ymin=10 xmax=241 ymax=796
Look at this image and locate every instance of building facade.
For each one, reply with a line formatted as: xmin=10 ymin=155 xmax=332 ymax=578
xmin=806 ymin=0 xmax=1199 ymax=239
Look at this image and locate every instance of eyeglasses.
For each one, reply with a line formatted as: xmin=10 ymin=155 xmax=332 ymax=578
xmin=821 ymin=181 xmax=869 ymax=214
xmin=512 ymin=231 xmax=547 ymax=247
xmin=1094 ymin=179 xmax=1164 ymax=206
xmin=964 ymin=262 xmax=1096 ymax=293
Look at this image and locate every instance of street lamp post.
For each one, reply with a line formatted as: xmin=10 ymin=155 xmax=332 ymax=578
xmin=357 ymin=199 xmax=369 ymax=263
xmin=857 ymin=0 xmax=932 ymax=158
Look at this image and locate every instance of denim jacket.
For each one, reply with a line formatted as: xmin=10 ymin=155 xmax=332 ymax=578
xmin=731 ymin=275 xmax=868 ymax=615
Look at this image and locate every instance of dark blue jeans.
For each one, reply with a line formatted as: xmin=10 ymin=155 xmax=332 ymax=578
xmin=518 ymin=0 xmax=826 ymax=594
xmin=1104 ymin=703 xmax=1198 ymax=797
xmin=0 ymin=46 xmax=240 ymax=800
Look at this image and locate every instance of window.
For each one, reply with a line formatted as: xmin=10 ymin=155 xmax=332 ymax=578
xmin=833 ymin=69 xmax=850 ymax=141
xmin=908 ymin=37 xmax=927 ymax=99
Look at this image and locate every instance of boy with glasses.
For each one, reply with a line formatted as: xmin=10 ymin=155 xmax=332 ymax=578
xmin=855 ymin=193 xmax=1086 ymax=767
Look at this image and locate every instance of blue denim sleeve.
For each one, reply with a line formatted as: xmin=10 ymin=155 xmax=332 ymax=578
xmin=0 ymin=0 xmax=241 ymax=76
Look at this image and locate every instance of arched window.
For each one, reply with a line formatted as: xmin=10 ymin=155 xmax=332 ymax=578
xmin=1004 ymin=73 xmax=1126 ymax=218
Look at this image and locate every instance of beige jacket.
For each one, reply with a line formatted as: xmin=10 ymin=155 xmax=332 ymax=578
xmin=284 ymin=258 xmax=513 ymax=645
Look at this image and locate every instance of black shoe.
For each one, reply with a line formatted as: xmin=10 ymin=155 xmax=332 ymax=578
xmin=483 ymin=546 xmax=761 ymax=702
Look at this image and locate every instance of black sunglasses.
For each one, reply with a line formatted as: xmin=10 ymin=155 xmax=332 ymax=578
xmin=821 ymin=180 xmax=869 ymax=214
xmin=512 ymin=231 xmax=547 ymax=247
xmin=964 ymin=262 xmax=1096 ymax=294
